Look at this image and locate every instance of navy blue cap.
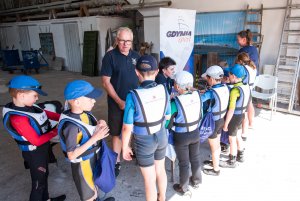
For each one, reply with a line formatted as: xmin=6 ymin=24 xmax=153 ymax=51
xmin=8 ymin=75 xmax=47 ymax=96
xmin=136 ymin=55 xmax=158 ymax=72
xmin=64 ymin=80 xmax=103 ymax=100
xmin=229 ymin=64 xmax=246 ymax=79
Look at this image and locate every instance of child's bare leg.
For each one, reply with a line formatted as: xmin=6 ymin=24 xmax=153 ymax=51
xmin=208 ymin=137 xmax=221 ymax=171
xmin=229 ymin=136 xmax=237 ymax=156
xmin=248 ymin=101 xmax=255 ymax=128
xmin=140 ymin=165 xmax=157 ymax=201
xmin=242 ymin=113 xmax=248 ymax=139
xmin=154 ymin=159 xmax=167 ymax=201
xmin=236 ymin=129 xmax=244 ymax=151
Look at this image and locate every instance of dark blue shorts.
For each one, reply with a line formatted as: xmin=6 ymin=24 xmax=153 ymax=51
xmin=133 ymin=128 xmax=168 ymax=167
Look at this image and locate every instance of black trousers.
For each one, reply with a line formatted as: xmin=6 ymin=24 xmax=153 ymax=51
xmin=22 ymin=142 xmax=50 ymax=201
xmin=173 ymin=130 xmax=202 ymax=192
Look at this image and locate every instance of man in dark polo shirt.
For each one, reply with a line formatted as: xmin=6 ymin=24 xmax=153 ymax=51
xmin=100 ymin=27 xmax=140 ymax=176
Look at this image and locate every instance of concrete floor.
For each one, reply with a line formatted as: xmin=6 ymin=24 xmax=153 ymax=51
xmin=0 ymin=69 xmax=299 ymax=201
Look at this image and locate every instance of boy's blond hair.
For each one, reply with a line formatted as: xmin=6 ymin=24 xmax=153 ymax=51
xmin=9 ymin=88 xmax=31 ymax=98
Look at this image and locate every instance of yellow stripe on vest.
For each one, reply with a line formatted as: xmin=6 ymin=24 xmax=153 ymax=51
xmin=79 ymin=113 xmax=94 ymax=190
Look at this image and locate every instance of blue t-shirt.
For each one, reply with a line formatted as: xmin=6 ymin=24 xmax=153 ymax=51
xmin=201 ymin=84 xmax=224 ymax=114
xmin=123 ymin=80 xmax=171 ymax=125
xmin=239 ymin=46 xmax=259 ymax=75
xmin=100 ymin=48 xmax=140 ymax=105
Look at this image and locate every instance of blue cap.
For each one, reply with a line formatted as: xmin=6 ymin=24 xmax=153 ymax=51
xmin=229 ymin=64 xmax=246 ymax=79
xmin=136 ymin=55 xmax=158 ymax=72
xmin=223 ymin=68 xmax=230 ymax=77
xmin=8 ymin=75 xmax=47 ymax=96
xmin=64 ymin=80 xmax=103 ymax=100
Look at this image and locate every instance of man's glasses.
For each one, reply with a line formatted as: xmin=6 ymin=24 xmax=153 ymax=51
xmin=118 ymin=38 xmax=132 ymax=45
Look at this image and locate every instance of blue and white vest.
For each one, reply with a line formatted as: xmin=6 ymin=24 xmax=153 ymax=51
xmin=131 ymin=84 xmax=168 ymax=135
xmin=2 ymin=104 xmax=54 ymax=151
xmin=233 ymin=84 xmax=251 ymax=115
xmin=172 ymin=91 xmax=202 ymax=133
xmin=243 ymin=65 xmax=257 ymax=89
xmin=58 ymin=112 xmax=101 ymax=163
xmin=210 ymin=85 xmax=230 ymax=121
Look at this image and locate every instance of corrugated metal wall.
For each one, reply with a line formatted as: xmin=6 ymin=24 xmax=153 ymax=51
xmin=0 ymin=28 xmax=8 ymax=49
xmin=63 ymin=23 xmax=82 ymax=72
xmin=18 ymin=26 xmax=31 ymax=50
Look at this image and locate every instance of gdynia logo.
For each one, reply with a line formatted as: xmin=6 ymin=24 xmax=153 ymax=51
xmin=166 ymin=16 xmax=192 ymax=42
xmin=166 ymin=31 xmax=192 ymax=37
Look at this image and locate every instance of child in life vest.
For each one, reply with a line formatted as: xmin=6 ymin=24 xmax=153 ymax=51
xmin=2 ymin=75 xmax=66 ymax=201
xmin=58 ymin=80 xmax=114 ymax=201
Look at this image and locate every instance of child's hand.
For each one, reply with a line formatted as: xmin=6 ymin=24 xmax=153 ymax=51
xmin=92 ymin=125 xmax=109 ymax=142
xmin=123 ymin=146 xmax=133 ymax=161
xmin=223 ymin=126 xmax=228 ymax=132
xmin=97 ymin=120 xmax=107 ymax=128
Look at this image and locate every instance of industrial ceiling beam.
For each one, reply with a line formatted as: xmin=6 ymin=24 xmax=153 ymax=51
xmin=1 ymin=1 xmax=172 ymax=22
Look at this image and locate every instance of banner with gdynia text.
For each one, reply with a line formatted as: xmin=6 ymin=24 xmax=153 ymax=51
xmin=160 ymin=8 xmax=196 ymax=73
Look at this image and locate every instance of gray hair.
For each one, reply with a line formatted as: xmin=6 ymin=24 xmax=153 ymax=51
xmin=116 ymin=27 xmax=133 ymax=40
xmin=176 ymin=82 xmax=193 ymax=91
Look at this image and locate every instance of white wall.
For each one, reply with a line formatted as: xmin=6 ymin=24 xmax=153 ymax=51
xmin=96 ymin=16 xmax=133 ymax=69
xmin=0 ymin=16 xmax=132 ymax=72
xmin=138 ymin=0 xmax=300 ymax=70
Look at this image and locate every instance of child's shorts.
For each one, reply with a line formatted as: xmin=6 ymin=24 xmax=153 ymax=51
xmin=228 ymin=114 xmax=245 ymax=137
xmin=71 ymin=155 xmax=97 ymax=201
xmin=209 ymin=118 xmax=225 ymax=139
xmin=133 ymin=128 xmax=168 ymax=167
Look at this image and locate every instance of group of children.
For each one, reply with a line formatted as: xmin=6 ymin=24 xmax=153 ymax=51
xmin=2 ymin=52 xmax=257 ymax=201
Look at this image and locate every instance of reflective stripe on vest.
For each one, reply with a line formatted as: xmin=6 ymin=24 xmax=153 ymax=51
xmin=210 ymin=85 xmax=230 ymax=121
xmin=243 ymin=65 xmax=257 ymax=88
xmin=172 ymin=91 xmax=202 ymax=133
xmin=58 ymin=113 xmax=101 ymax=163
xmin=234 ymin=84 xmax=251 ymax=115
xmin=2 ymin=104 xmax=53 ymax=151
xmin=131 ymin=84 xmax=168 ymax=135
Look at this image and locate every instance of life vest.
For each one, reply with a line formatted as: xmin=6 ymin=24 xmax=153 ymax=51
xmin=172 ymin=91 xmax=202 ymax=133
xmin=57 ymin=112 xmax=101 ymax=163
xmin=131 ymin=84 xmax=168 ymax=135
xmin=2 ymin=104 xmax=54 ymax=151
xmin=210 ymin=85 xmax=230 ymax=121
xmin=243 ymin=65 xmax=257 ymax=89
xmin=233 ymin=84 xmax=251 ymax=115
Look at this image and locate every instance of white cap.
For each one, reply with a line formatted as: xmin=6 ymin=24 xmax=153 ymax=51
xmin=174 ymin=71 xmax=194 ymax=88
xmin=201 ymin=65 xmax=224 ymax=79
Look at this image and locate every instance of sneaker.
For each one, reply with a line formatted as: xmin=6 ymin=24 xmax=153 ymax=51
xmin=203 ymin=160 xmax=213 ymax=167
xmin=104 ymin=197 xmax=115 ymax=201
xmin=203 ymin=168 xmax=220 ymax=176
xmin=115 ymin=162 xmax=121 ymax=177
xmin=237 ymin=150 xmax=245 ymax=163
xmin=50 ymin=195 xmax=66 ymax=201
xmin=173 ymin=184 xmax=192 ymax=198
xmin=219 ymin=155 xmax=237 ymax=168
xmin=189 ymin=177 xmax=200 ymax=189
xmin=96 ymin=197 xmax=115 ymax=201
xmin=221 ymin=144 xmax=229 ymax=154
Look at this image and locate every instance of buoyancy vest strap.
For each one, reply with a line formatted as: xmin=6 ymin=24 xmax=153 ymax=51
xmin=132 ymin=90 xmax=151 ymax=135
xmin=63 ymin=144 xmax=100 ymax=159
xmin=14 ymin=139 xmax=31 ymax=145
xmin=134 ymin=116 xmax=165 ymax=127
xmin=175 ymin=96 xmax=189 ymax=132
xmin=173 ymin=119 xmax=200 ymax=127
xmin=212 ymin=109 xmax=227 ymax=116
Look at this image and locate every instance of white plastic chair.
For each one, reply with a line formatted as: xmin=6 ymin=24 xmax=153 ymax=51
xmin=252 ymin=74 xmax=278 ymax=120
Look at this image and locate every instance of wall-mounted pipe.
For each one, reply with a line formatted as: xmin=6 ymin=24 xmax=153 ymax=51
xmin=0 ymin=0 xmax=126 ymax=16
xmin=1 ymin=1 xmax=171 ymax=22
